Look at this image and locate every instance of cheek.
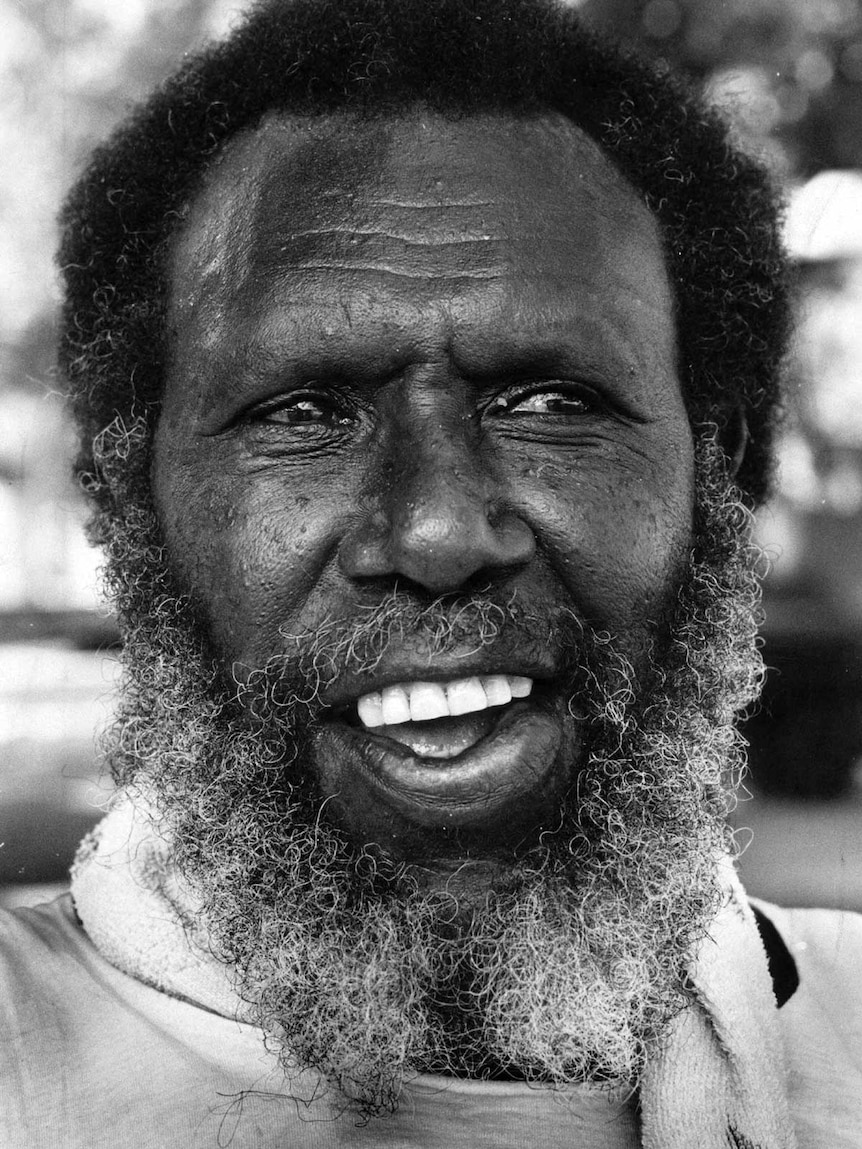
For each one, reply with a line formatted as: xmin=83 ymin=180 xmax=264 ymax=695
xmin=512 ymin=442 xmax=694 ymax=635
xmin=153 ymin=454 xmax=341 ymax=662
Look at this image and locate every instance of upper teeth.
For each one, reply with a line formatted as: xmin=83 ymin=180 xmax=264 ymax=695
xmin=356 ymin=675 xmax=533 ymax=728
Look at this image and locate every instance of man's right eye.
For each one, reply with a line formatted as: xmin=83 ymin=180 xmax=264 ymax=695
xmin=252 ymin=392 xmax=353 ymax=428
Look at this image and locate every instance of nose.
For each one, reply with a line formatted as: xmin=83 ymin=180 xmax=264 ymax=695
xmin=338 ymin=399 xmax=536 ymax=595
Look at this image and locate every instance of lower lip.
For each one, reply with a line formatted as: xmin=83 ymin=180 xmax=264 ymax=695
xmin=316 ymin=700 xmax=572 ymax=830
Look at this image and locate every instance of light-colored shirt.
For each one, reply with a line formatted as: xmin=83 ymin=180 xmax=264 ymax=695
xmin=0 ymin=897 xmax=639 ymax=1148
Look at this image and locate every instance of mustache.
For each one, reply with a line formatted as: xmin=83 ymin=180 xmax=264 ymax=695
xmin=288 ymin=588 xmax=555 ymax=670
xmin=234 ymin=588 xmax=635 ymax=722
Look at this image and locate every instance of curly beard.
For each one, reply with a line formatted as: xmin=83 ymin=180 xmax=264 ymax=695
xmin=93 ymin=425 xmax=762 ymax=1117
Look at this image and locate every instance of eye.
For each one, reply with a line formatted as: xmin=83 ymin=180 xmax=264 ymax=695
xmin=486 ymin=384 xmax=601 ymax=419
xmin=254 ymin=391 xmax=353 ymax=428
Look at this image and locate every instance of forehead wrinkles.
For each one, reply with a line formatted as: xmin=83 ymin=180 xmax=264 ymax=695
xmin=168 ymin=110 xmax=660 ymax=314
xmin=263 ymin=207 xmax=508 ymax=284
xmin=174 ymin=129 xmax=517 ymax=301
xmin=170 ymin=119 xmax=508 ymax=311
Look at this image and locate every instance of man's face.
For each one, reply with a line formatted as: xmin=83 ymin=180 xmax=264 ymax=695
xmin=153 ymin=111 xmax=694 ymax=886
xmin=117 ymin=110 xmax=764 ymax=1109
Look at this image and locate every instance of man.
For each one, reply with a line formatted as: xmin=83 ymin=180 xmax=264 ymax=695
xmin=2 ymin=0 xmax=861 ymax=1144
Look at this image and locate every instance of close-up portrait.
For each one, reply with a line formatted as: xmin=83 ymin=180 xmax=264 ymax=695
xmin=2 ymin=1 xmax=862 ymax=1145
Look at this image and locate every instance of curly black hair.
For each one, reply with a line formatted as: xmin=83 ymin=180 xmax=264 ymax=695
xmin=58 ymin=0 xmax=791 ymax=514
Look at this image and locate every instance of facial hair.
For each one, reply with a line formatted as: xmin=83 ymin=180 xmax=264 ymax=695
xmin=95 ymin=426 xmax=763 ymax=1117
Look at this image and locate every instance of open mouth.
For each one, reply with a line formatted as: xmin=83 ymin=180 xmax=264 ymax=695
xmin=317 ymin=671 xmax=576 ymax=834
xmin=344 ymin=673 xmax=534 ymax=760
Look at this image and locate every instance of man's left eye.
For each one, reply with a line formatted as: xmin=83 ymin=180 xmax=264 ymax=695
xmin=486 ymin=386 xmax=598 ymax=418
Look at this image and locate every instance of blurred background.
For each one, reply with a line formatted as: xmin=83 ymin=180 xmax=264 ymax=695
xmin=3 ymin=0 xmax=862 ymax=910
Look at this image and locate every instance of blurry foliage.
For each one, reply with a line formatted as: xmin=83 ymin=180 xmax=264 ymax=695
xmin=0 ymin=0 xmax=237 ymax=352
xmin=581 ymin=0 xmax=862 ymax=174
xmin=12 ymin=0 xmax=226 ymax=149
xmin=0 ymin=0 xmax=240 ymax=610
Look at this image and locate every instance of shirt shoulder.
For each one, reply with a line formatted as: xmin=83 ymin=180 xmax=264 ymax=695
xmin=756 ymin=899 xmax=862 ymax=1013
xmin=0 ymin=897 xmax=287 ymax=1148
xmin=0 ymin=895 xmax=95 ymax=1011
xmin=0 ymin=892 xmax=81 ymax=947
xmin=753 ymin=899 xmax=862 ymax=1148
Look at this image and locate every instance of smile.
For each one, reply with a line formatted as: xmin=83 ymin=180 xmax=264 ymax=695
xmin=317 ymin=669 xmax=576 ymax=833
xmin=356 ymin=673 xmax=534 ymax=757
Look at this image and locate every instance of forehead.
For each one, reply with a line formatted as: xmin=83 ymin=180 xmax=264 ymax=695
xmin=167 ymin=110 xmax=675 ymax=361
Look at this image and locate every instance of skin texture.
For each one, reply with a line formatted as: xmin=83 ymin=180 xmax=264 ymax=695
xmin=153 ymin=111 xmax=695 ymax=888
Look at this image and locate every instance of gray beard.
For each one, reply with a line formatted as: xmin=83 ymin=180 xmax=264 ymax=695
xmin=96 ymin=429 xmax=763 ymax=1116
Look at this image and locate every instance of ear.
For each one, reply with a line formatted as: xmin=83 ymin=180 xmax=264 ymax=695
xmin=721 ymin=404 xmax=749 ymax=480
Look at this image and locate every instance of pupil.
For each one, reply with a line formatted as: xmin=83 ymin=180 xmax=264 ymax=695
xmin=294 ymin=401 xmax=322 ymax=421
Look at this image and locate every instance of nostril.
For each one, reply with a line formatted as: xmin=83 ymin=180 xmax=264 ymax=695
xmin=489 ymin=513 xmax=537 ymax=566
xmin=338 ymin=516 xmax=393 ymax=581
